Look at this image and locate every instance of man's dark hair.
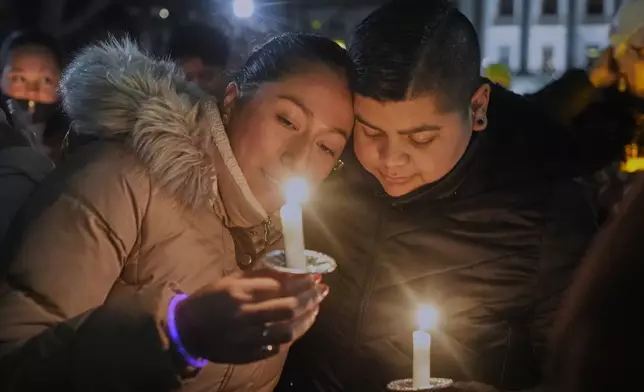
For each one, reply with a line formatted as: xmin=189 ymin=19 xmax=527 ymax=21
xmin=349 ymin=0 xmax=481 ymax=112
xmin=168 ymin=24 xmax=231 ymax=68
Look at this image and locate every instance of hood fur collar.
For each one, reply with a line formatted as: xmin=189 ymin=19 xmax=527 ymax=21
xmin=59 ymin=38 xmax=267 ymax=223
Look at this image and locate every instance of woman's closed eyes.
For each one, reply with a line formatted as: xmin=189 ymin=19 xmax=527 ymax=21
xmin=276 ymin=114 xmax=297 ymax=130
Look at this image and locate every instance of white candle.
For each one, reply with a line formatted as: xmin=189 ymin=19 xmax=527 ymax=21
xmin=280 ymin=178 xmax=309 ymax=269
xmin=413 ymin=305 xmax=438 ymax=389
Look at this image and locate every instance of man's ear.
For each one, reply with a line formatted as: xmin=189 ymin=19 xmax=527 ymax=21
xmin=470 ymin=83 xmax=491 ymax=132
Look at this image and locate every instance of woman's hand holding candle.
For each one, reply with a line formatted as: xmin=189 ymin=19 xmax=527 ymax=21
xmin=171 ymin=268 xmax=329 ymax=365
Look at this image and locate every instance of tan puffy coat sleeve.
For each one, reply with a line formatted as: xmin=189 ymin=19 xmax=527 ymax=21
xmin=0 ymin=146 xmax=183 ymax=391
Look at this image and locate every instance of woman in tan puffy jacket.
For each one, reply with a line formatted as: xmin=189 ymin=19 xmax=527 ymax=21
xmin=0 ymin=33 xmax=355 ymax=391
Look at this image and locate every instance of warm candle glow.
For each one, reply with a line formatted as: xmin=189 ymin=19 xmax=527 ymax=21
xmin=418 ymin=305 xmax=438 ymax=332
xmin=283 ymin=177 xmax=309 ymax=205
xmin=280 ymin=177 xmax=309 ymax=270
xmin=413 ymin=305 xmax=438 ymax=388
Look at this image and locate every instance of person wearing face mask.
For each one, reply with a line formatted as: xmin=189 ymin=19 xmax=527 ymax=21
xmin=0 ymin=30 xmax=68 ymax=163
xmin=0 ymin=34 xmax=355 ymax=391
xmin=278 ymin=2 xmax=597 ymax=392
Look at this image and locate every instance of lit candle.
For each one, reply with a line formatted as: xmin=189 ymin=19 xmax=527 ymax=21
xmin=413 ymin=305 xmax=438 ymax=389
xmin=280 ymin=177 xmax=309 ymax=269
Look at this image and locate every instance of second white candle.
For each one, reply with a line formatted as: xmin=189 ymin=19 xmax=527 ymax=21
xmin=413 ymin=329 xmax=431 ymax=388
xmin=413 ymin=305 xmax=438 ymax=389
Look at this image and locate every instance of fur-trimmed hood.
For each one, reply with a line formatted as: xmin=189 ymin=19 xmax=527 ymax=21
xmin=59 ymin=38 xmax=267 ymax=226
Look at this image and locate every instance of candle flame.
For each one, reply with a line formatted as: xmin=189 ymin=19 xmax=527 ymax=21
xmin=418 ymin=305 xmax=438 ymax=331
xmin=283 ymin=177 xmax=309 ymax=205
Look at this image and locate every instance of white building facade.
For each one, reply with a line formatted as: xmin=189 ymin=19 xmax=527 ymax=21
xmin=470 ymin=0 xmax=621 ymax=74
xmin=303 ymin=0 xmax=624 ymax=92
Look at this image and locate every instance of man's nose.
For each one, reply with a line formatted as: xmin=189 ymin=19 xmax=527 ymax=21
xmin=379 ymin=141 xmax=409 ymax=168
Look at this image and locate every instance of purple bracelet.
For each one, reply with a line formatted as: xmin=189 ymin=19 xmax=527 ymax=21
xmin=167 ymin=293 xmax=208 ymax=368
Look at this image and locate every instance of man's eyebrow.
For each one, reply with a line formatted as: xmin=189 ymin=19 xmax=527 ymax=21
xmin=355 ymin=115 xmax=385 ymax=132
xmin=398 ymin=125 xmax=442 ymax=135
xmin=356 ymin=115 xmax=442 ymax=134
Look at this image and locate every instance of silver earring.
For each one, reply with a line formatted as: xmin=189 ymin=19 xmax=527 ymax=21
xmin=333 ymin=159 xmax=345 ymax=171
xmin=222 ymin=114 xmax=229 ymax=124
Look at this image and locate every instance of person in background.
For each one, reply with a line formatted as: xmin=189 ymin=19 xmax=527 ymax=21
xmin=0 ymin=109 xmax=53 ymax=243
xmin=0 ymin=30 xmax=68 ymax=163
xmin=0 ymin=33 xmax=354 ymax=391
xmin=547 ymin=172 xmax=644 ymax=392
xmin=278 ymin=1 xmax=596 ymax=391
xmin=529 ymin=0 xmax=644 ymax=222
xmin=168 ymin=24 xmax=231 ymax=95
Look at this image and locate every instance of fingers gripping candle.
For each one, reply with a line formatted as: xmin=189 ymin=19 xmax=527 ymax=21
xmin=280 ymin=178 xmax=309 ymax=269
xmin=413 ymin=305 xmax=438 ymax=389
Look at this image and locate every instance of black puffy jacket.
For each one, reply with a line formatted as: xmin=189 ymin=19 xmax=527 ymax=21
xmin=278 ymin=90 xmax=598 ymax=392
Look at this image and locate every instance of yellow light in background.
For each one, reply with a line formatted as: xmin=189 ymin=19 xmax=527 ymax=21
xmin=587 ymin=47 xmax=599 ymax=58
xmin=311 ymin=20 xmax=322 ymax=30
xmin=484 ymin=63 xmax=512 ymax=88
xmin=334 ymin=39 xmax=346 ymax=49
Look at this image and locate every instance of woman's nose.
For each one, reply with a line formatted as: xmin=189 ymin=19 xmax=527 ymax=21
xmin=280 ymin=137 xmax=313 ymax=174
xmin=280 ymin=151 xmax=308 ymax=173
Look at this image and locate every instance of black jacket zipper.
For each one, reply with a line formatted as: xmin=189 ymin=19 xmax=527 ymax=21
xmin=352 ymin=212 xmax=384 ymax=351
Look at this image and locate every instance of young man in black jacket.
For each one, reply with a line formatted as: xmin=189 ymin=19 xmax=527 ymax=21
xmin=278 ymin=1 xmax=597 ymax=391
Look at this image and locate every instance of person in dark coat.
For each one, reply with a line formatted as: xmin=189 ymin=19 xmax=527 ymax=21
xmin=0 ymin=30 xmax=68 ymax=163
xmin=277 ymin=1 xmax=597 ymax=391
xmin=547 ymin=172 xmax=644 ymax=392
xmin=523 ymin=1 xmax=644 ymax=223
xmin=0 ymin=108 xmax=53 ymax=242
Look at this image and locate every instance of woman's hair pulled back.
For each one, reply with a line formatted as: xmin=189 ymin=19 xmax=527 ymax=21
xmin=233 ymin=33 xmax=354 ymax=100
